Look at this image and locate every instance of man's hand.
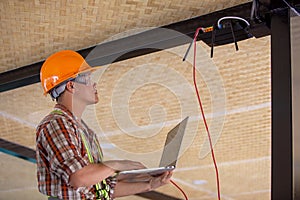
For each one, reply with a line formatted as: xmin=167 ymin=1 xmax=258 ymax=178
xmin=149 ymin=171 xmax=173 ymax=190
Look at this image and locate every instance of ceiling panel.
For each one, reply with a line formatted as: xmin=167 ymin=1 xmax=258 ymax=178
xmin=0 ymin=0 xmax=250 ymax=73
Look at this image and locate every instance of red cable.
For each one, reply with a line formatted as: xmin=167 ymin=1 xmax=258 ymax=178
xmin=192 ymin=28 xmax=221 ymax=200
xmin=170 ymin=27 xmax=221 ymax=200
xmin=170 ymin=179 xmax=188 ymax=200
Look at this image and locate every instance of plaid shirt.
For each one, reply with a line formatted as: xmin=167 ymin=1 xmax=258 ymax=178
xmin=36 ymin=104 xmax=115 ymax=200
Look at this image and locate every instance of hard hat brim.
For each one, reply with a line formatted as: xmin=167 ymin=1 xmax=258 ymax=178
xmin=43 ymin=65 xmax=102 ymax=96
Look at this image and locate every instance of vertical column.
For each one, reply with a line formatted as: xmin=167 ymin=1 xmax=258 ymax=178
xmin=271 ymin=10 xmax=293 ymax=200
xmin=290 ymin=13 xmax=300 ymax=200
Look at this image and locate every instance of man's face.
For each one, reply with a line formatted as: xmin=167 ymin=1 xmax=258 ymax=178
xmin=73 ymin=73 xmax=99 ymax=105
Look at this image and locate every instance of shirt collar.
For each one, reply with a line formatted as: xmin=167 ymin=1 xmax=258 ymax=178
xmin=54 ymin=104 xmax=77 ymax=121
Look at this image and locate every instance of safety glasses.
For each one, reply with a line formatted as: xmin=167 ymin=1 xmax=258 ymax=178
xmin=73 ymin=74 xmax=94 ymax=86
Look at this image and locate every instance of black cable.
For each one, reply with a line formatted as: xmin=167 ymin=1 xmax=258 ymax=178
xmin=229 ymin=20 xmax=239 ymax=51
xmin=183 ymin=40 xmax=194 ymax=61
xmin=210 ymin=25 xmax=216 ymax=58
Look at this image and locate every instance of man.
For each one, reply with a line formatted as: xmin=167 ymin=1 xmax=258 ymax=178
xmin=36 ymin=50 xmax=173 ymax=200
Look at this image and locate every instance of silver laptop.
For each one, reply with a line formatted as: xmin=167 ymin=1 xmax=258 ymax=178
xmin=117 ymin=117 xmax=189 ymax=181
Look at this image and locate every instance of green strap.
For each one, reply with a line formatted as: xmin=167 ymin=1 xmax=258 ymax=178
xmin=51 ymin=110 xmax=63 ymax=115
xmin=80 ymin=132 xmax=110 ymax=200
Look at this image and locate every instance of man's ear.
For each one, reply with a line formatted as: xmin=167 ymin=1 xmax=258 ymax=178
xmin=65 ymin=81 xmax=75 ymax=93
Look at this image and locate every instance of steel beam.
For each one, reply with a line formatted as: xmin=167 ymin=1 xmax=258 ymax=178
xmin=270 ymin=4 xmax=292 ymax=200
xmin=0 ymin=138 xmax=36 ymax=163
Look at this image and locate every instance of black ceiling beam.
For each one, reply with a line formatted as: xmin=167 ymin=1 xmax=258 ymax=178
xmin=269 ymin=0 xmax=300 ymax=9
xmin=0 ymin=2 xmax=272 ymax=93
xmin=0 ymin=138 xmax=36 ymax=163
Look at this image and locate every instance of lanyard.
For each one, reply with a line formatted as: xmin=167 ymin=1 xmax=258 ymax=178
xmin=80 ymin=126 xmax=103 ymax=161
xmin=80 ymin=130 xmax=110 ymax=200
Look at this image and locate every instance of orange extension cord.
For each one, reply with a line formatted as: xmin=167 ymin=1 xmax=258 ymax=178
xmin=170 ymin=27 xmax=221 ymax=200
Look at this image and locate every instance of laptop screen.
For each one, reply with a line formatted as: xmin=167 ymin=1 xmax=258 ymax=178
xmin=159 ymin=117 xmax=189 ymax=167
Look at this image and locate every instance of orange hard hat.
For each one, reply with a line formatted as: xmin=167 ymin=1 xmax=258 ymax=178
xmin=40 ymin=50 xmax=99 ymax=95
